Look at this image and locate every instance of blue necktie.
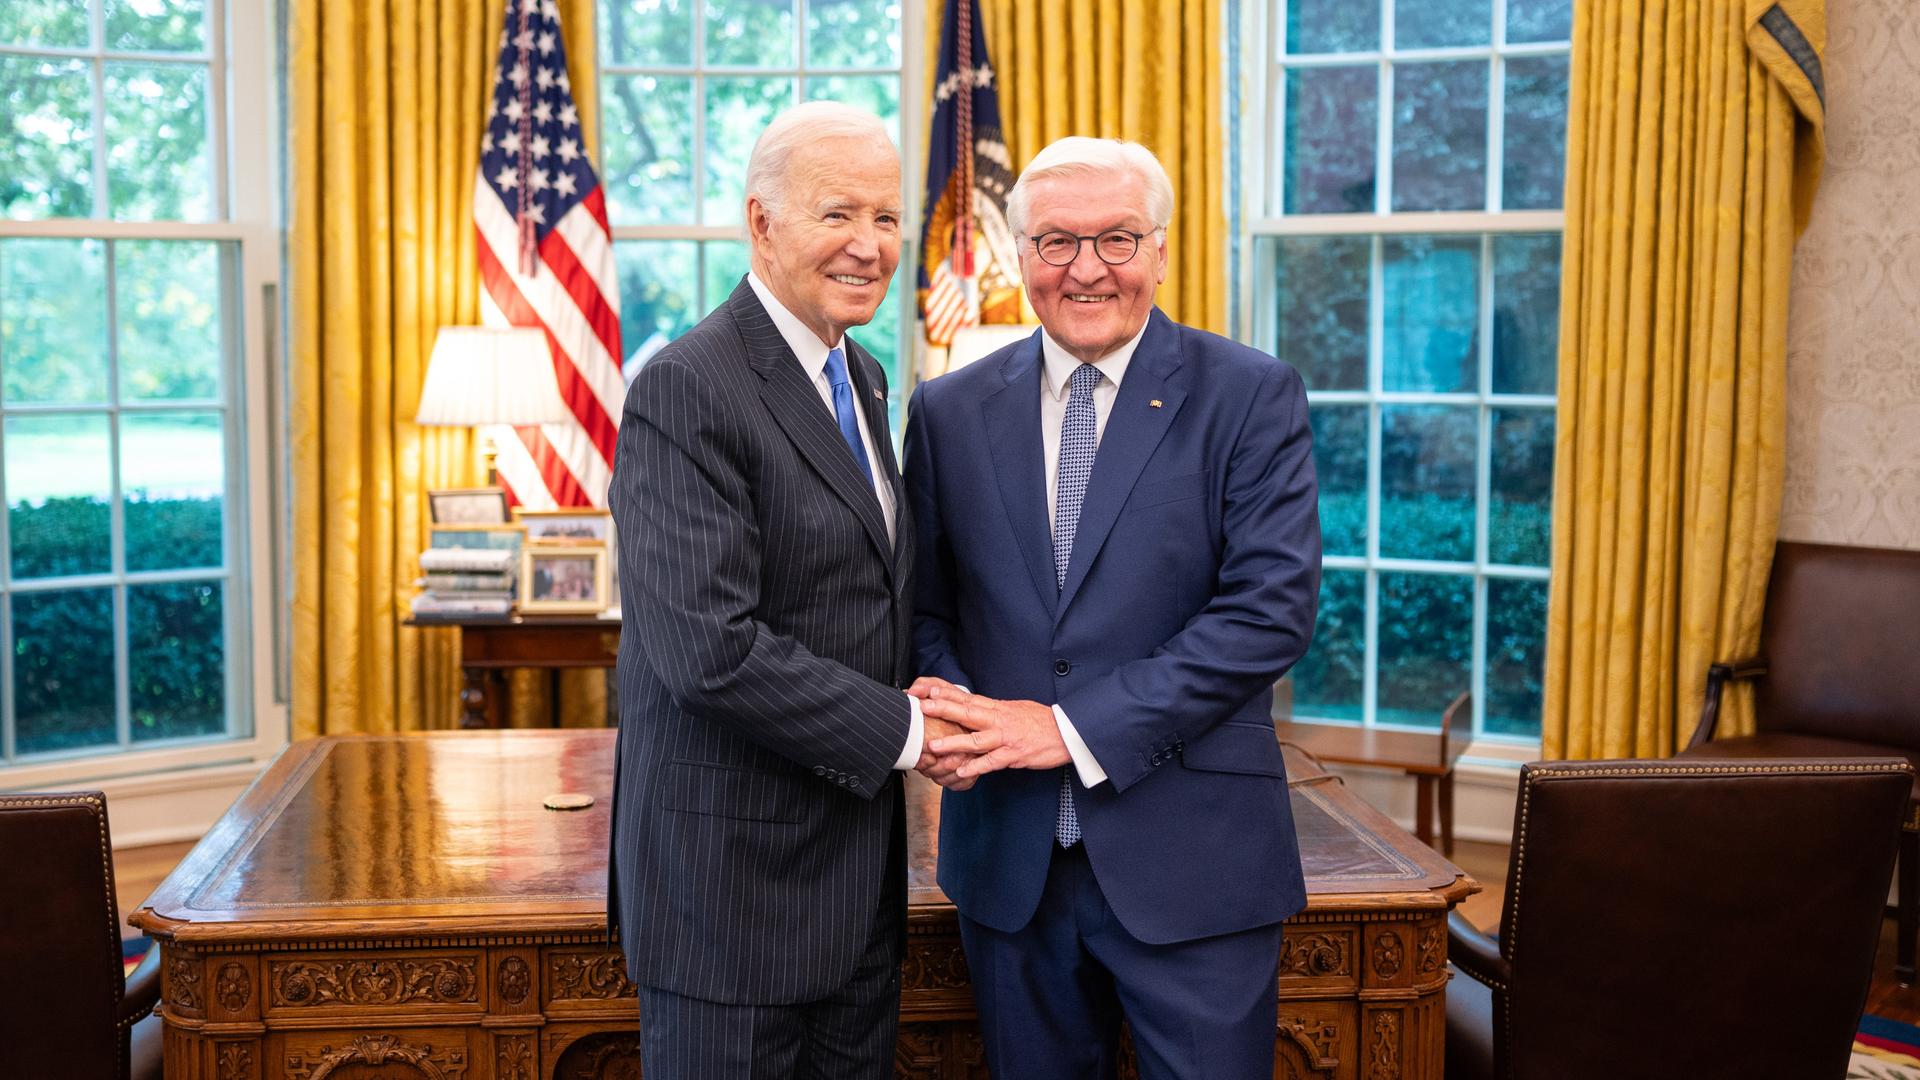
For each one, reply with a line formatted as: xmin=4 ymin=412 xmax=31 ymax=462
xmin=1053 ymin=362 xmax=1101 ymax=847
xmin=824 ymin=346 xmax=874 ymax=485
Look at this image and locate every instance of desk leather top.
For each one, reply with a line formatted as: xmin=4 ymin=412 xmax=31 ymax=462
xmin=133 ymin=730 xmax=1472 ymax=941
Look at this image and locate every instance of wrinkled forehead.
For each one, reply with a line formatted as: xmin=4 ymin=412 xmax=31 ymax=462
xmin=1022 ymin=169 xmax=1153 ymax=233
xmin=786 ymin=135 xmax=902 ymax=205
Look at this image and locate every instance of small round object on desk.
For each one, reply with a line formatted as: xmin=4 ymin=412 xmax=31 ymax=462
xmin=543 ymin=792 xmax=595 ymax=811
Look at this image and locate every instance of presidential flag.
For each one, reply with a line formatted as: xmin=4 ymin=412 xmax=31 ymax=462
xmin=918 ymin=0 xmax=1021 ymax=347
xmin=473 ymin=0 xmax=623 ymax=509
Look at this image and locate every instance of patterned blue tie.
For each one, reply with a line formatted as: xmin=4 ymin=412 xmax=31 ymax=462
xmin=1053 ymin=362 xmax=1101 ymax=846
xmin=824 ymin=346 xmax=874 ymax=485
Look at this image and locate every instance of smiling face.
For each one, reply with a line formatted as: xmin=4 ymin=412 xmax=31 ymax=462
xmin=746 ymin=134 xmax=903 ymax=347
xmin=1018 ymin=169 xmax=1168 ymax=364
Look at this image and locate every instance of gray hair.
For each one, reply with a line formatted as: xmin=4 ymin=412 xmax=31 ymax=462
xmin=1005 ymin=136 xmax=1175 ymax=236
xmin=744 ymin=101 xmax=895 ymax=221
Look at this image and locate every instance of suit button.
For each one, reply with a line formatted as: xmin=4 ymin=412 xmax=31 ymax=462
xmin=813 ymin=766 xmax=827 ymax=777
xmin=1054 ymin=659 xmax=1072 ymax=676
xmin=1150 ymin=752 xmax=1163 ymax=766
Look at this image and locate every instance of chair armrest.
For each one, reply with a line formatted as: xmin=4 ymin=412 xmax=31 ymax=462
xmin=1447 ymin=909 xmax=1510 ymax=991
xmin=1683 ymin=656 xmax=1769 ymax=750
xmin=118 ymin=948 xmax=161 ymax=1028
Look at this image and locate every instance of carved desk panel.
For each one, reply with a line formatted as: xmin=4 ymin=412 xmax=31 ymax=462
xmin=132 ymin=730 xmax=1473 ymax=1080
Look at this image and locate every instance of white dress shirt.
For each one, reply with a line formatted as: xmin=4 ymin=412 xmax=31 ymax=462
xmin=744 ymin=273 xmax=924 ymax=770
xmin=1039 ymin=319 xmax=1152 ymax=789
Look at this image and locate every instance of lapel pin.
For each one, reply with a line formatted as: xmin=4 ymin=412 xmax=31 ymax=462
xmin=872 ymin=388 xmax=884 ymax=400
xmin=1149 ymin=399 xmax=1163 ymax=408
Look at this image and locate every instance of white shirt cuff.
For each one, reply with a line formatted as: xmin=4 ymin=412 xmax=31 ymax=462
xmin=894 ymin=693 xmax=926 ymax=770
xmin=1053 ymin=704 xmax=1108 ymax=787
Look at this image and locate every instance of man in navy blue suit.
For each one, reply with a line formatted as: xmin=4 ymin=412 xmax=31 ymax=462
xmin=903 ymin=136 xmax=1322 ymax=1079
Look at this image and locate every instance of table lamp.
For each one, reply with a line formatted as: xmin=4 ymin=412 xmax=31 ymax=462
xmin=416 ymin=327 xmax=572 ymax=485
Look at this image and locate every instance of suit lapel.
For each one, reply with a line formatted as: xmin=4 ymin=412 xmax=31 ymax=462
xmin=1057 ymin=310 xmax=1188 ymax=620
xmin=845 ymin=336 xmax=914 ymax=584
xmin=980 ymin=333 xmax=1059 ymax=619
xmin=731 ymin=282 xmax=894 ymax=570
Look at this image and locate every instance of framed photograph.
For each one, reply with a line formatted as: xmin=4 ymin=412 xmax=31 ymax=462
xmin=428 ymin=487 xmax=510 ymax=524
xmin=428 ymin=523 xmax=526 ymax=551
xmin=519 ymin=543 xmax=609 ymax=614
xmin=515 ymin=507 xmax=614 ymax=544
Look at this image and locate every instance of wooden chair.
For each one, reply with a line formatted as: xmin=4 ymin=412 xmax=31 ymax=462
xmin=0 ymin=791 xmax=161 ymax=1080
xmin=1275 ymin=690 xmax=1470 ymax=855
xmin=1678 ymin=540 xmax=1920 ymax=982
xmin=1446 ymin=757 xmax=1909 ymax=1080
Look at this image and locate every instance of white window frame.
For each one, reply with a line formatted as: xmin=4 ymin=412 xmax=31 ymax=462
xmin=1239 ymin=0 xmax=1567 ymax=759
xmin=0 ymin=0 xmax=287 ymax=797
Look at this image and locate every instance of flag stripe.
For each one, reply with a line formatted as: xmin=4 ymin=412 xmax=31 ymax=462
xmin=476 ymin=233 xmax=621 ymax=466
xmin=539 ymin=226 xmax=623 ymax=379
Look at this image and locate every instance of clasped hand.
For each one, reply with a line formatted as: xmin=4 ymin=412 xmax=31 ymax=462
xmin=906 ymin=677 xmax=1071 ymax=790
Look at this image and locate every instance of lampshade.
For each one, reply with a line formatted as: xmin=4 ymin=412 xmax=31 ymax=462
xmin=415 ymin=327 xmax=572 ymax=427
xmin=944 ymin=323 xmax=1036 ymax=373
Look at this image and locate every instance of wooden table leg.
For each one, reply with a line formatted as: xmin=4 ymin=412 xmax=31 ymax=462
xmin=1439 ymin=771 xmax=1456 ymax=857
xmin=460 ymin=667 xmax=490 ymax=730
xmin=1415 ymin=773 xmax=1435 ymax=848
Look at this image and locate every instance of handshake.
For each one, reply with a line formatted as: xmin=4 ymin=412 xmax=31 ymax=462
xmin=905 ymin=677 xmax=1073 ymax=791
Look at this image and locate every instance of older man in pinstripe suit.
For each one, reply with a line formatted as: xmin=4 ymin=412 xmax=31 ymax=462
xmin=606 ymin=102 xmax=951 ymax=1079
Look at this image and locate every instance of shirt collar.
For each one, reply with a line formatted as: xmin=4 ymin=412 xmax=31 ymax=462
xmin=746 ymin=271 xmax=840 ymax=383
xmin=1039 ymin=318 xmax=1148 ymax=401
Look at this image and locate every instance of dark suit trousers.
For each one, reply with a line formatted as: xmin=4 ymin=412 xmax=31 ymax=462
xmin=959 ymin=843 xmax=1285 ymax=1080
xmin=637 ymin=824 xmax=905 ymax=1080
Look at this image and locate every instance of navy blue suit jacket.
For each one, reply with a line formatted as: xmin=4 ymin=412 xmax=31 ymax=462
xmin=904 ymin=309 xmax=1320 ymax=945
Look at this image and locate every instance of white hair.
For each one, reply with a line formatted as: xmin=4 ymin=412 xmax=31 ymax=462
xmin=744 ymin=101 xmax=895 ymax=220
xmin=1005 ymin=136 xmax=1175 ymax=236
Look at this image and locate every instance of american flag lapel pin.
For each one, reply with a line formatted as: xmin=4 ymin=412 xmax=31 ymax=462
xmin=1149 ymin=399 xmax=1164 ymax=408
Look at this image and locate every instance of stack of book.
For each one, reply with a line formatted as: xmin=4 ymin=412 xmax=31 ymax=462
xmin=410 ymin=546 xmax=516 ymax=618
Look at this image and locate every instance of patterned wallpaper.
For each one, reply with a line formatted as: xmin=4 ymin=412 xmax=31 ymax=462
xmin=1779 ymin=0 xmax=1920 ymax=549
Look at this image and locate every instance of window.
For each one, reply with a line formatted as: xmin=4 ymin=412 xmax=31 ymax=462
xmin=1244 ymin=0 xmax=1571 ymax=741
xmin=0 ymin=0 xmax=281 ymax=775
xmin=595 ymin=0 xmax=916 ymax=414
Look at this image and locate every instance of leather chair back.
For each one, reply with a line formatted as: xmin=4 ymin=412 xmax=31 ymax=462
xmin=1497 ymin=759 xmax=1908 ymax=1080
xmin=0 ymin=791 xmax=135 ymax=1079
xmin=1756 ymin=541 xmax=1920 ymax=748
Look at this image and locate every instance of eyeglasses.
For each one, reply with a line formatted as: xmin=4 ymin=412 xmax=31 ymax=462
xmin=1026 ymin=228 xmax=1158 ymax=267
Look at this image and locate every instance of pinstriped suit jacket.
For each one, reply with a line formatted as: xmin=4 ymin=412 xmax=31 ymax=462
xmin=607 ymin=280 xmax=915 ymax=1006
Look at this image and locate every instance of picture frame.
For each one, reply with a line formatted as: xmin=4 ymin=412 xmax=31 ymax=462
xmin=515 ymin=507 xmax=614 ymax=544
xmin=428 ymin=487 xmax=510 ymax=524
xmin=428 ymin=523 xmax=526 ymax=552
xmin=519 ymin=543 xmax=609 ymax=614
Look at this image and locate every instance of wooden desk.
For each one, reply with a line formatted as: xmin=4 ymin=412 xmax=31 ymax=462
xmin=408 ymin=614 xmax=619 ymax=729
xmin=133 ymin=730 xmax=1474 ymax=1079
xmin=1277 ymin=692 xmax=1473 ymax=856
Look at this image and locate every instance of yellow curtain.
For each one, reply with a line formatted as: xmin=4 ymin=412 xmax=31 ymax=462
xmin=1542 ymin=0 xmax=1826 ymax=759
xmin=289 ymin=0 xmax=604 ymax=738
xmin=924 ymin=0 xmax=1226 ymax=334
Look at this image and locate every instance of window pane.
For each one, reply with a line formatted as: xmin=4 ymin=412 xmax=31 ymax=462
xmin=1395 ymin=0 xmax=1490 ymax=49
xmin=1379 ymin=405 xmax=1475 ymax=562
xmin=104 ymin=61 xmax=211 ymax=221
xmin=1285 ymin=0 xmax=1376 ymax=54
xmin=13 ymin=587 xmax=117 ymax=754
xmin=804 ymin=76 xmax=899 ymax=145
xmin=1489 ymin=407 xmax=1553 ymax=566
xmin=129 ymin=579 xmax=224 ymax=742
xmin=1382 ymin=235 xmax=1479 ymax=393
xmin=602 ymin=74 xmax=693 ymax=225
xmin=1377 ymin=571 xmax=1471 ymax=728
xmin=614 ymin=240 xmax=698 ymax=380
xmin=117 ymin=239 xmax=222 ymax=400
xmin=703 ymin=239 xmax=750 ymax=314
xmin=853 ymin=280 xmax=900 ymax=406
xmin=1502 ymin=55 xmax=1568 ymax=210
xmin=1310 ymin=405 xmax=1367 ymax=557
xmin=807 ymin=0 xmax=900 ymax=69
xmin=1507 ymin=0 xmax=1573 ymax=43
xmin=124 ymin=411 xmax=224 ymax=572
xmin=1282 ymin=66 xmax=1376 ymax=215
xmin=1491 ymin=233 xmax=1559 ymax=394
xmin=105 ymin=0 xmax=206 ymax=52
xmin=1 ymin=237 xmax=109 ymax=404
xmin=1269 ymin=235 xmax=1367 ymax=390
xmin=1485 ymin=577 xmax=1546 ymax=735
xmin=1391 ymin=60 xmax=1488 ymax=212
xmin=705 ymin=76 xmax=793 ymax=225
xmin=8 ymin=413 xmax=112 ymax=579
xmin=1 ymin=0 xmax=88 ymax=47
xmin=0 ymin=55 xmax=94 ymax=219
xmin=1290 ymin=568 xmax=1363 ymax=722
xmin=706 ymin=0 xmax=794 ymax=67
xmin=599 ymin=0 xmax=692 ymax=66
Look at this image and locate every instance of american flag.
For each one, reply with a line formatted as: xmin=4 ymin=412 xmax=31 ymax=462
xmin=473 ymin=0 xmax=623 ymax=509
